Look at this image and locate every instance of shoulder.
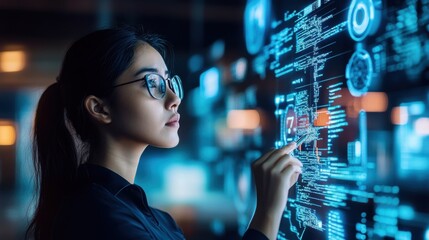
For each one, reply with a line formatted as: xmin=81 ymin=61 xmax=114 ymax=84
xmin=150 ymin=207 xmax=178 ymax=227
xmin=150 ymin=207 xmax=185 ymax=238
xmin=53 ymin=183 xmax=151 ymax=240
xmin=61 ymin=182 xmax=124 ymax=216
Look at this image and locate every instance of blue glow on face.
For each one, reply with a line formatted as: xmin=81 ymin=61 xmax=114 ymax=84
xmin=200 ymin=67 xmax=220 ymax=98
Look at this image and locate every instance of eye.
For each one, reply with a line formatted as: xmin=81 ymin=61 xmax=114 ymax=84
xmin=145 ymin=74 xmax=159 ymax=88
xmin=147 ymin=79 xmax=158 ymax=88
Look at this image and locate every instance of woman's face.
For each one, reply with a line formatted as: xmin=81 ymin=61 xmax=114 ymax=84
xmin=108 ymin=41 xmax=181 ymax=148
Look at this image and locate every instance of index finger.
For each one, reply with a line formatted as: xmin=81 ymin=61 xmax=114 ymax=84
xmin=281 ymin=141 xmax=297 ymax=154
xmin=253 ymin=142 xmax=297 ymax=167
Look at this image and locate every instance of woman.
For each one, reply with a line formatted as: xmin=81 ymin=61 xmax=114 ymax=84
xmin=26 ymin=26 xmax=302 ymax=240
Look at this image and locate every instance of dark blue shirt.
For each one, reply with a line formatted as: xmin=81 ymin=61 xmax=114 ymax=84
xmin=53 ymin=163 xmax=268 ymax=240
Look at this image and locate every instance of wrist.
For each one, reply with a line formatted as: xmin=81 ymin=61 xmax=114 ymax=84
xmin=254 ymin=201 xmax=285 ymax=223
xmin=248 ymin=207 xmax=282 ymax=240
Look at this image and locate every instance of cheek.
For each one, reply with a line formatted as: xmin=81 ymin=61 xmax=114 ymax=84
xmin=126 ymin=103 xmax=161 ymax=130
xmin=111 ymin=95 xmax=163 ymax=137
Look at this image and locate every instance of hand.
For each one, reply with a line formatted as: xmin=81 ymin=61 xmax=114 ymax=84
xmin=248 ymin=142 xmax=303 ymax=239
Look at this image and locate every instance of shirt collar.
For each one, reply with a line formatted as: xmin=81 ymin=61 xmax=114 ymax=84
xmin=79 ymin=163 xmax=132 ymax=196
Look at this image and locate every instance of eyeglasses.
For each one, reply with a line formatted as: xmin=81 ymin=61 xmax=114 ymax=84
xmin=111 ymin=73 xmax=183 ymax=100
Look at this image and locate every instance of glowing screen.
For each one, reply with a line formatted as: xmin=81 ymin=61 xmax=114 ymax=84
xmin=259 ymin=0 xmax=429 ymax=239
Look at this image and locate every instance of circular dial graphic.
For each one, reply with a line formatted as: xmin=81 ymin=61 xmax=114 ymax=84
xmin=346 ymin=49 xmax=373 ymax=97
xmin=282 ymin=104 xmax=297 ymax=145
xmin=347 ymin=0 xmax=375 ymax=41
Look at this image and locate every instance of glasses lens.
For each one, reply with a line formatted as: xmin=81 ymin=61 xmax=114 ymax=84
xmin=146 ymin=74 xmax=165 ymax=99
xmin=171 ymin=75 xmax=183 ymax=99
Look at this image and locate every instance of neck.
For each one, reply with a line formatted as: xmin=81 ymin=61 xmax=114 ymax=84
xmin=88 ymin=136 xmax=147 ymax=184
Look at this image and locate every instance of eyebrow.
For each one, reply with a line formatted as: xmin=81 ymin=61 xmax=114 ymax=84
xmin=134 ymin=67 xmax=170 ymax=77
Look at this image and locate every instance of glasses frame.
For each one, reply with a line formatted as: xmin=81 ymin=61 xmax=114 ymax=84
xmin=111 ymin=72 xmax=183 ymax=100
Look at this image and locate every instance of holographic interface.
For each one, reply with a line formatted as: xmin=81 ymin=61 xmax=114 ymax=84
xmin=260 ymin=0 xmax=429 ymax=239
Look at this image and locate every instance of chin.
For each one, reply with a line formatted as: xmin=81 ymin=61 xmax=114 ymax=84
xmin=152 ymin=137 xmax=180 ymax=148
xmin=165 ymin=139 xmax=180 ymax=148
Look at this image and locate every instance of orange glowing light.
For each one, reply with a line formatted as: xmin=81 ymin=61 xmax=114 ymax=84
xmin=227 ymin=110 xmax=260 ymax=130
xmin=391 ymin=106 xmax=408 ymax=125
xmin=0 ymin=50 xmax=26 ymax=72
xmin=0 ymin=121 xmax=16 ymax=145
xmin=314 ymin=108 xmax=330 ymax=127
xmin=361 ymin=92 xmax=388 ymax=112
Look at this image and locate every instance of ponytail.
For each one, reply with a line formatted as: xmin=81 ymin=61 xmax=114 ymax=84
xmin=26 ymin=82 xmax=79 ymax=239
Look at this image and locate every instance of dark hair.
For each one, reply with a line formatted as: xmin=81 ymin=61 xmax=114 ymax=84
xmin=26 ymin=26 xmax=172 ymax=239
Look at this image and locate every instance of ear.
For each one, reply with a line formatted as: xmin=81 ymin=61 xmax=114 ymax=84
xmin=84 ymin=95 xmax=112 ymax=124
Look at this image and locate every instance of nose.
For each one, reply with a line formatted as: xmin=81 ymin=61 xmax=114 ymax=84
xmin=165 ymin=85 xmax=181 ymax=112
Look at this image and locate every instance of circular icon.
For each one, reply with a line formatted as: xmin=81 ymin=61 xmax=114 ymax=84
xmin=282 ymin=104 xmax=297 ymax=144
xmin=244 ymin=0 xmax=271 ymax=55
xmin=346 ymin=49 xmax=373 ymax=97
xmin=348 ymin=0 xmax=375 ymax=41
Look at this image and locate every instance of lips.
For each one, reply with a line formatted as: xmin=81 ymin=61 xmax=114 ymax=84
xmin=166 ymin=114 xmax=180 ymax=127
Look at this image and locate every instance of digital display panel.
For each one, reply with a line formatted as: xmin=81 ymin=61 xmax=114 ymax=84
xmin=259 ymin=0 xmax=429 ymax=239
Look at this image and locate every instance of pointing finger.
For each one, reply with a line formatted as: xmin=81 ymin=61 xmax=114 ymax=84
xmin=281 ymin=141 xmax=297 ymax=154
